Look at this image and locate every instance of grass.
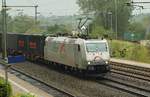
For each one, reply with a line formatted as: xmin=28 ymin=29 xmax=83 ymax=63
xmin=0 ymin=77 xmax=35 ymax=97
xmin=12 ymin=93 xmax=35 ymax=97
xmin=0 ymin=77 xmax=12 ymax=97
xmin=109 ymin=40 xmax=150 ymax=64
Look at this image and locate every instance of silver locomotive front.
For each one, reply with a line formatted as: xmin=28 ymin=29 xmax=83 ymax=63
xmin=84 ymin=39 xmax=110 ymax=73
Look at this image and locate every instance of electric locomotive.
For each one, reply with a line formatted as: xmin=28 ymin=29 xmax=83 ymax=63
xmin=0 ymin=33 xmax=110 ymax=75
xmin=44 ymin=36 xmax=110 ymax=74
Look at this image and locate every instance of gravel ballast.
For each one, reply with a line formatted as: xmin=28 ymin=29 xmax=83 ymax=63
xmin=12 ymin=62 xmax=137 ymax=97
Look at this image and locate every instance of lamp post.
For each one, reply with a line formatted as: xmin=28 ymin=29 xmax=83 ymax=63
xmin=35 ymin=5 xmax=38 ymax=23
xmin=0 ymin=61 xmax=11 ymax=97
xmin=115 ymin=0 xmax=118 ymax=39
xmin=1 ymin=1 xmax=10 ymax=97
xmin=5 ymin=64 xmax=11 ymax=84
xmin=2 ymin=0 xmax=7 ymax=61
xmin=108 ymin=11 xmax=113 ymax=32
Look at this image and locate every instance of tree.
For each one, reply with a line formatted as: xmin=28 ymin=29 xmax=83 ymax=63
xmin=128 ymin=22 xmax=145 ymax=34
xmin=8 ymin=15 xmax=38 ymax=33
xmin=47 ymin=24 xmax=72 ymax=34
xmin=89 ymin=23 xmax=112 ymax=38
xmin=0 ymin=11 xmax=12 ymax=33
xmin=143 ymin=16 xmax=150 ymax=39
xmin=128 ymin=15 xmax=150 ymax=40
xmin=77 ymin=0 xmax=133 ymax=39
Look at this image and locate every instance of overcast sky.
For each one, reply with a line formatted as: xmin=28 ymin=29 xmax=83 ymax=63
xmin=3 ymin=0 xmax=150 ymax=16
xmin=6 ymin=0 xmax=79 ymax=16
xmin=133 ymin=0 xmax=150 ymax=15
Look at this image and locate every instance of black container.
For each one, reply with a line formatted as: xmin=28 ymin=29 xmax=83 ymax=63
xmin=7 ymin=33 xmax=18 ymax=50
xmin=27 ymin=34 xmax=45 ymax=57
xmin=17 ymin=34 xmax=27 ymax=52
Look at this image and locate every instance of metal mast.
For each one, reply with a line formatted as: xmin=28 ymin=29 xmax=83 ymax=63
xmin=2 ymin=0 xmax=7 ymax=60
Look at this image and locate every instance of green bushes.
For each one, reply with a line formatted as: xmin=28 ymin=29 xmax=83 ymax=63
xmin=0 ymin=77 xmax=35 ymax=97
xmin=12 ymin=93 xmax=35 ymax=97
xmin=0 ymin=77 xmax=12 ymax=97
xmin=109 ymin=40 xmax=150 ymax=63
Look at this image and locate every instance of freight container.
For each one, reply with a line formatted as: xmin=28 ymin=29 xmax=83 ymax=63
xmin=27 ymin=34 xmax=45 ymax=57
xmin=7 ymin=33 xmax=18 ymax=50
xmin=17 ymin=34 xmax=27 ymax=52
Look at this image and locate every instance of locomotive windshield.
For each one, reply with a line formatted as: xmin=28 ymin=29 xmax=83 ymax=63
xmin=86 ymin=43 xmax=107 ymax=52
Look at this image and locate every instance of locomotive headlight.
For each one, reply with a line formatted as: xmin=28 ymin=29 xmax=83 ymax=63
xmin=88 ymin=61 xmax=91 ymax=65
xmin=105 ymin=61 xmax=108 ymax=64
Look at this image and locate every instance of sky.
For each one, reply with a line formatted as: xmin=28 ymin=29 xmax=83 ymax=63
xmin=133 ymin=0 xmax=150 ymax=15
xmin=5 ymin=0 xmax=80 ymax=16
xmin=2 ymin=0 xmax=150 ymax=16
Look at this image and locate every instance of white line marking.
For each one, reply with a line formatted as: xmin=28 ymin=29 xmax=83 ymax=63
xmin=0 ymin=71 xmax=44 ymax=97
xmin=0 ymin=73 xmax=29 ymax=92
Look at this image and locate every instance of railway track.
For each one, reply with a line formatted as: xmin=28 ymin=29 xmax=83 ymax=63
xmin=14 ymin=61 xmax=150 ymax=97
xmin=110 ymin=61 xmax=150 ymax=81
xmin=10 ymin=67 xmax=76 ymax=97
xmin=1 ymin=60 xmax=150 ymax=97
xmin=0 ymin=63 xmax=75 ymax=97
xmin=97 ymin=76 xmax=150 ymax=97
xmin=110 ymin=61 xmax=150 ymax=71
xmin=100 ymin=61 xmax=150 ymax=97
xmin=111 ymin=69 xmax=150 ymax=82
xmin=110 ymin=61 xmax=150 ymax=74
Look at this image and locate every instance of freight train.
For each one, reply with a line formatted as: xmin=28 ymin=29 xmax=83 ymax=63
xmin=0 ymin=33 xmax=110 ymax=74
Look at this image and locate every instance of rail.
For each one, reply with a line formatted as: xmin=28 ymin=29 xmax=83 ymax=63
xmin=0 ymin=60 xmax=75 ymax=97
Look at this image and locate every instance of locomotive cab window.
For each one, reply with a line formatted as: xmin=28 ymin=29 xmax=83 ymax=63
xmin=86 ymin=43 xmax=107 ymax=52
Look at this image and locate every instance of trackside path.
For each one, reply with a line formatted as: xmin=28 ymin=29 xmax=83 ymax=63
xmin=110 ymin=58 xmax=150 ymax=68
xmin=0 ymin=66 xmax=53 ymax=97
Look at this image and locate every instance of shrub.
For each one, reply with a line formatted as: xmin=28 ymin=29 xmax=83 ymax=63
xmin=13 ymin=93 xmax=35 ymax=97
xmin=110 ymin=40 xmax=150 ymax=63
xmin=0 ymin=77 xmax=12 ymax=97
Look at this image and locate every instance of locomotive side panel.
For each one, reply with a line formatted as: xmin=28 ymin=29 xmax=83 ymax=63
xmin=74 ymin=42 xmax=87 ymax=69
xmin=44 ymin=37 xmax=90 ymax=69
xmin=44 ymin=41 xmax=77 ymax=67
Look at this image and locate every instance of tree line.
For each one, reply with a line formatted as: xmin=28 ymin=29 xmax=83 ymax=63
xmin=0 ymin=0 xmax=150 ymax=40
xmin=77 ymin=0 xmax=150 ymax=40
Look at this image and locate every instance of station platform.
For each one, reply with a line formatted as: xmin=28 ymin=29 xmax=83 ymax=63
xmin=110 ymin=58 xmax=150 ymax=69
xmin=0 ymin=67 xmax=53 ymax=97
